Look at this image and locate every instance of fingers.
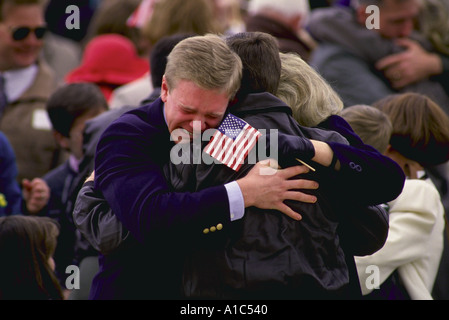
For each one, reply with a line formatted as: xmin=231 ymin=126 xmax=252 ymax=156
xmin=394 ymin=38 xmax=416 ymax=49
xmin=276 ymin=202 xmax=302 ymax=221
xmin=284 ymin=190 xmax=317 ymax=204
xmin=277 ymin=164 xmax=310 ymax=178
xmin=376 ymin=38 xmax=417 ymax=70
xmin=376 ymin=53 xmax=403 ymax=71
xmin=284 ymin=178 xmax=319 ymax=191
xmin=21 ymin=178 xmax=32 ymax=191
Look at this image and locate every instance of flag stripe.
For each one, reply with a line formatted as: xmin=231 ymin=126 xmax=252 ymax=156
xmin=220 ymin=125 xmax=250 ymax=163
xmin=234 ymin=131 xmax=261 ymax=170
xmin=204 ymin=113 xmax=262 ymax=171
xmin=229 ymin=128 xmax=261 ymax=170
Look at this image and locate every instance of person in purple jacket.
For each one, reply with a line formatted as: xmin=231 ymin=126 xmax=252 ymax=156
xmin=87 ymin=34 xmax=321 ymax=299
xmin=74 ymin=33 xmax=405 ymax=300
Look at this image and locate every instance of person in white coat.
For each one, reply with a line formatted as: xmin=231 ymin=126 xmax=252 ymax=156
xmin=340 ymin=94 xmax=449 ymax=299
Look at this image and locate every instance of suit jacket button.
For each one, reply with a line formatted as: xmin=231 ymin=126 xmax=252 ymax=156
xmin=210 ymin=226 xmax=216 ymax=232
xmin=217 ymin=223 xmax=223 ymax=230
xmin=203 ymin=228 xmax=210 ymax=234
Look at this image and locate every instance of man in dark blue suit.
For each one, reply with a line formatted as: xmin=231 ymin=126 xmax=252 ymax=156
xmin=89 ymin=34 xmax=319 ymax=299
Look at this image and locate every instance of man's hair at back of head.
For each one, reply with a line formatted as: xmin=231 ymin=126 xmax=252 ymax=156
xmin=164 ymin=34 xmax=242 ymax=99
xmin=0 ymin=0 xmax=47 ymax=21
xmin=150 ymin=33 xmax=197 ymax=89
xmin=226 ymin=31 xmax=281 ymax=98
xmin=46 ymin=82 xmax=108 ymax=137
xmin=339 ymin=104 xmax=393 ymax=153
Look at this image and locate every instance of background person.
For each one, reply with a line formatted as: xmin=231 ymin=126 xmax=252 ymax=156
xmin=0 ymin=215 xmax=63 ymax=300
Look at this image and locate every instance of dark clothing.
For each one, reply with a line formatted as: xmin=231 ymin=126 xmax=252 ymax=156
xmin=245 ymin=14 xmax=313 ymax=61
xmin=42 ymin=160 xmax=81 ymax=287
xmin=64 ymin=94 xmax=157 ymax=284
xmin=0 ymin=132 xmax=22 ymax=216
xmin=92 ymin=98 xmax=233 ymax=299
xmin=168 ymin=93 xmax=402 ymax=299
xmin=308 ymin=6 xmax=449 ymax=113
xmin=77 ymin=93 xmax=403 ymax=299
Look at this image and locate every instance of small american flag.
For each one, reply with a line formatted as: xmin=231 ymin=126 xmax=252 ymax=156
xmin=204 ymin=113 xmax=262 ymax=171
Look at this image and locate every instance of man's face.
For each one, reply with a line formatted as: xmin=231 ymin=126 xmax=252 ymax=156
xmin=378 ymin=0 xmax=420 ymax=39
xmin=161 ymin=77 xmax=229 ymax=142
xmin=0 ymin=4 xmax=46 ymax=70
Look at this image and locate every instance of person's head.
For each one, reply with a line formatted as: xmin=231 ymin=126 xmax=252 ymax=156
xmin=226 ymin=31 xmax=281 ymax=99
xmin=0 ymin=0 xmax=47 ymax=70
xmin=247 ymin=0 xmax=310 ymax=31
xmin=339 ymin=104 xmax=393 ymax=153
xmin=373 ymin=93 xmax=449 ymax=174
xmin=0 ymin=215 xmax=63 ymax=300
xmin=354 ymin=0 xmax=421 ymax=39
xmin=141 ymin=0 xmax=222 ymax=52
xmin=46 ymin=82 xmax=108 ymax=160
xmin=276 ymin=52 xmax=344 ymax=127
xmin=161 ymin=34 xmax=242 ymax=139
xmin=150 ymin=33 xmax=196 ymax=89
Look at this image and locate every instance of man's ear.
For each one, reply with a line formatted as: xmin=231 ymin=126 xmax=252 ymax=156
xmin=160 ymin=75 xmax=168 ymax=103
xmin=382 ymin=144 xmax=393 ymax=156
xmin=53 ymin=131 xmax=69 ymax=149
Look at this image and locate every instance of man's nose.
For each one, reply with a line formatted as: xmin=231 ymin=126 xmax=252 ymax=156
xmin=399 ymin=20 xmax=414 ymax=38
xmin=190 ymin=119 xmax=205 ymax=133
xmin=22 ymin=31 xmax=43 ymax=46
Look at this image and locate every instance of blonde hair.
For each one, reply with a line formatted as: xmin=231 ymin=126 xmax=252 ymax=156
xmin=276 ymin=52 xmax=344 ymax=127
xmin=164 ymin=34 xmax=242 ymax=99
xmin=339 ymin=104 xmax=393 ymax=153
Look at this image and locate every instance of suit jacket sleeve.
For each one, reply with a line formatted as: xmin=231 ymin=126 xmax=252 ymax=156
xmin=319 ymin=115 xmax=405 ymax=206
xmin=94 ymin=113 xmax=231 ymax=243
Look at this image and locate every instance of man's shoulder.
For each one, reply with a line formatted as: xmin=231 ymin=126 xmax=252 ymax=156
xmin=99 ymin=99 xmax=167 ymax=146
xmin=108 ymin=99 xmax=164 ymax=130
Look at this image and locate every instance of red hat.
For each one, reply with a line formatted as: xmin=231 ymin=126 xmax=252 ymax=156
xmin=66 ymin=34 xmax=149 ymax=100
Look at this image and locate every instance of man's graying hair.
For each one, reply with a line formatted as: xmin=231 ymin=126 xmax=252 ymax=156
xmin=164 ymin=34 xmax=243 ymax=99
xmin=0 ymin=0 xmax=47 ymax=21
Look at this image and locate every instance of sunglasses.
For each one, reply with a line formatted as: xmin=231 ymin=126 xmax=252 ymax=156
xmin=9 ymin=26 xmax=47 ymax=41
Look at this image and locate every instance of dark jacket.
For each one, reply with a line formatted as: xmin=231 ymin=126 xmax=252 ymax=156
xmin=75 ymin=93 xmax=404 ymax=299
xmin=168 ymin=93 xmax=403 ymax=299
xmin=0 ymin=131 xmax=22 ymax=216
xmin=90 ymin=98 xmax=234 ymax=299
xmin=307 ymin=6 xmax=449 ymax=113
